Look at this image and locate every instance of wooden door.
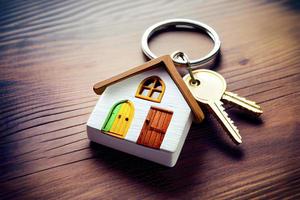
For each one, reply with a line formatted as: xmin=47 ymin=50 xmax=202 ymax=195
xmin=137 ymin=107 xmax=173 ymax=149
xmin=102 ymin=100 xmax=134 ymax=138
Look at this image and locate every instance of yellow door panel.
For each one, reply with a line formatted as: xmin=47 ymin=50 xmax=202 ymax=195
xmin=123 ymin=105 xmax=134 ymax=136
xmin=117 ymin=103 xmax=128 ymax=133
xmin=111 ymin=102 xmax=127 ymax=133
xmin=108 ymin=100 xmax=134 ymax=138
xmin=119 ymin=103 xmax=130 ymax=134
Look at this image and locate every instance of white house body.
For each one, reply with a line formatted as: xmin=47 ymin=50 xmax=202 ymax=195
xmin=87 ymin=67 xmax=193 ymax=167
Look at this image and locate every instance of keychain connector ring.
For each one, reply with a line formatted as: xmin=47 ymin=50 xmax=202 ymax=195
xmin=141 ymin=18 xmax=221 ymax=67
xmin=171 ymin=51 xmax=200 ymax=85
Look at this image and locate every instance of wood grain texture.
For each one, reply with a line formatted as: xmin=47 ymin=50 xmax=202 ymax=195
xmin=137 ymin=106 xmax=173 ymax=149
xmin=0 ymin=0 xmax=299 ymax=199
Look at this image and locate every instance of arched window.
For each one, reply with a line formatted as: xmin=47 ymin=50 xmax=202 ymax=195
xmin=135 ymin=76 xmax=165 ymax=103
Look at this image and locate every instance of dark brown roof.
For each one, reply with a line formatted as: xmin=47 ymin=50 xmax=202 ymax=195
xmin=93 ymin=55 xmax=204 ymax=122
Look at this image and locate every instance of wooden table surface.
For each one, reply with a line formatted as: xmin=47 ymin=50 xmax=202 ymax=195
xmin=1 ymin=0 xmax=299 ymax=199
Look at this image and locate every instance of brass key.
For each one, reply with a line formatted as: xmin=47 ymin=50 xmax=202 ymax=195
xmin=183 ymin=69 xmax=262 ymax=144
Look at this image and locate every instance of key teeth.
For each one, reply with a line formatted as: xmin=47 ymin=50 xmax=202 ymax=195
xmin=218 ymin=102 xmax=239 ymax=133
xmin=222 ymin=91 xmax=262 ymax=114
xmin=231 ymin=121 xmax=238 ymax=130
xmin=211 ymin=101 xmax=241 ymax=143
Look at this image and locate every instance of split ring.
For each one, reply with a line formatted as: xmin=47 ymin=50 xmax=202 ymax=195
xmin=141 ymin=18 xmax=221 ymax=67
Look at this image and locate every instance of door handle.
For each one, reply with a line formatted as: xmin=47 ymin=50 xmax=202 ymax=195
xmin=150 ymin=126 xmax=164 ymax=133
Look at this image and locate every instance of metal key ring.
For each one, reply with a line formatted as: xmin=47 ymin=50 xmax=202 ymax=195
xmin=141 ymin=18 xmax=221 ymax=67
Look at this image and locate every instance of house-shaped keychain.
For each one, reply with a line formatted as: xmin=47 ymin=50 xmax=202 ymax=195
xmin=87 ymin=55 xmax=204 ymax=167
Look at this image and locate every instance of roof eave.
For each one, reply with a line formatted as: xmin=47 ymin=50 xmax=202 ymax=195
xmin=93 ymin=55 xmax=204 ymax=122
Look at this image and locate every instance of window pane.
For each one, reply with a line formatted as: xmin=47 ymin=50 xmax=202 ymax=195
xmin=154 ymin=81 xmax=162 ymax=90
xmin=151 ymin=91 xmax=161 ymax=99
xmin=140 ymin=88 xmax=150 ymax=96
xmin=144 ymin=79 xmax=154 ymax=87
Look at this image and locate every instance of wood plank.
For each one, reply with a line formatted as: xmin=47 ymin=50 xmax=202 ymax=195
xmin=154 ymin=112 xmax=167 ymax=148
xmin=161 ymin=112 xmax=173 ymax=136
xmin=142 ymin=109 xmax=157 ymax=147
xmin=148 ymin=110 xmax=161 ymax=148
xmin=137 ymin=108 xmax=154 ymax=145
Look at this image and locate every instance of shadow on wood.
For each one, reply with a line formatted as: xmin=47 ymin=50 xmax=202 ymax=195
xmin=88 ymin=116 xmax=245 ymax=198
